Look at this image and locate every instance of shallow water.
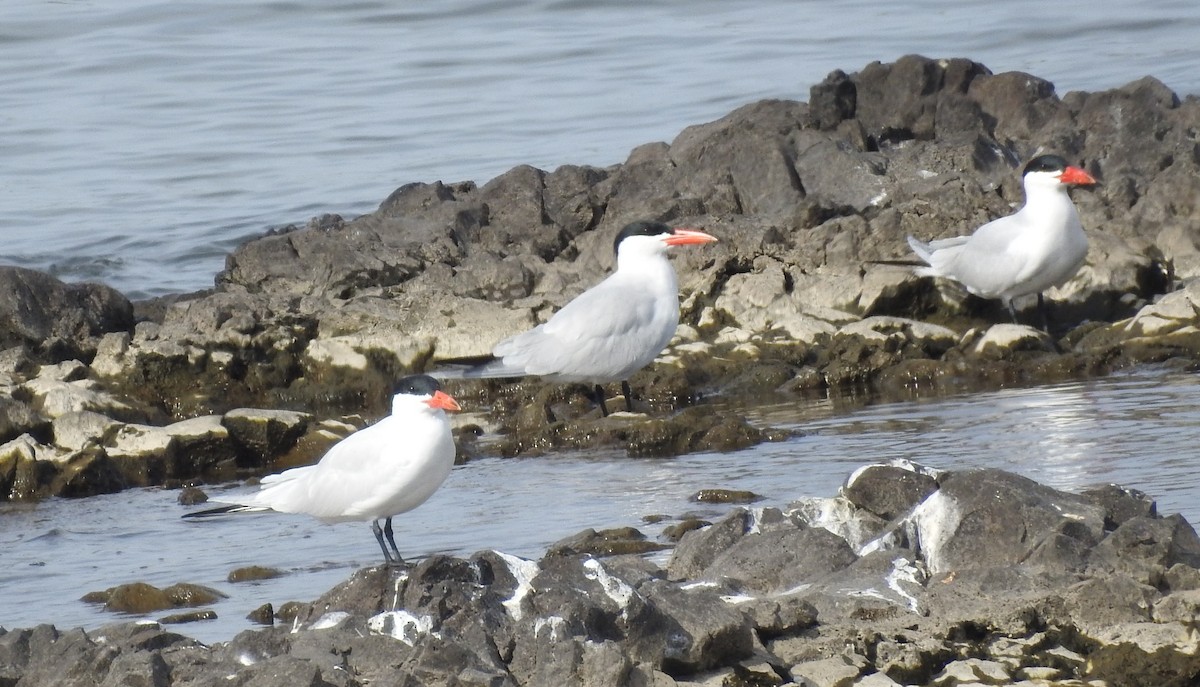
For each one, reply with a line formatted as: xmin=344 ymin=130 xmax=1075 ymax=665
xmin=2 ymin=365 xmax=1198 ymax=644
xmin=3 ymin=0 xmax=1200 ymax=298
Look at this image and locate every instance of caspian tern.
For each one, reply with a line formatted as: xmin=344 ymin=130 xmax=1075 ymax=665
xmin=434 ymin=220 xmax=718 ymax=415
xmin=907 ymin=154 xmax=1097 ymax=329
xmin=184 ymin=374 xmax=460 ymax=565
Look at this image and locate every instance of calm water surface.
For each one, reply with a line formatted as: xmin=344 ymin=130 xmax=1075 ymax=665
xmin=2 ymin=366 xmax=1198 ymax=644
xmin=3 ymin=0 xmax=1199 ymax=297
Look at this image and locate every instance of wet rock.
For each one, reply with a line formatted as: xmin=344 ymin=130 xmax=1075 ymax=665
xmin=85 ymin=581 xmax=227 ymax=614
xmin=247 ymin=603 xmax=275 ymax=626
xmin=228 ymin=566 xmax=286 ymax=583
xmin=50 ymin=447 xmax=128 ymax=498
xmin=103 ymin=422 xmax=175 ymax=486
xmin=662 ymin=518 xmax=711 ymax=542
xmin=222 ymin=408 xmax=311 ymax=467
xmin=159 ymin=609 xmax=217 ymax=624
xmin=496 ymin=406 xmax=785 ymax=458
xmin=89 ymin=582 xmax=174 ymax=614
xmin=546 ymin=527 xmax=670 ymax=557
xmin=177 ymin=484 xmax=207 ymax=505
xmin=0 ymin=433 xmax=55 ymax=500
xmin=163 ymin=582 xmax=226 ymax=606
xmin=269 ymin=419 xmax=355 ymax=472
xmin=690 ymin=489 xmax=762 ymax=504
xmin=164 ymin=414 xmax=236 ymax=477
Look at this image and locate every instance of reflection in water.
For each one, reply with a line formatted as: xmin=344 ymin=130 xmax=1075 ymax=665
xmin=2 ymin=367 xmax=1199 ymax=643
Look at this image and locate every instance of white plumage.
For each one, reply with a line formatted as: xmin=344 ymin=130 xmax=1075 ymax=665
xmin=436 ymin=220 xmax=717 ymax=413
xmin=186 ymin=375 xmax=460 ymax=565
xmin=907 ymin=154 xmax=1096 ymax=325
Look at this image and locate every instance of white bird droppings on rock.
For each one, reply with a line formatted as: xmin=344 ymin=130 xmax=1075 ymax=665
xmin=495 ymin=551 xmax=540 ymax=621
xmin=307 ymin=611 xmax=351 ymax=631
xmin=367 ymin=610 xmax=436 ymax=646
xmin=582 ymin=558 xmax=634 ymax=614
xmin=908 ymin=490 xmax=963 ymax=575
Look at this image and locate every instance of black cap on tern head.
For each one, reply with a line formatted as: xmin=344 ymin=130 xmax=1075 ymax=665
xmin=394 ymin=374 xmax=443 ymax=397
xmin=1022 ymin=154 xmax=1069 ymax=177
xmin=612 ymin=220 xmax=673 ymax=256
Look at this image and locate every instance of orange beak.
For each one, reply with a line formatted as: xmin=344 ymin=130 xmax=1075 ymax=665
xmin=1059 ymin=166 xmax=1097 ymax=186
xmin=662 ymin=228 xmax=719 ymax=247
xmin=425 ymin=390 xmax=461 ymax=412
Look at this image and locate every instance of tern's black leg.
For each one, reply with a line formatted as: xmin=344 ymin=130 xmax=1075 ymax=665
xmin=383 ymin=517 xmax=405 ymax=566
xmin=593 ymin=384 xmax=610 ymax=417
xmin=1005 ymin=299 xmax=1020 ymax=325
xmin=1036 ymin=293 xmax=1051 ymax=333
xmin=371 ymin=519 xmax=396 ymax=565
xmin=621 ymin=380 xmax=634 ymax=412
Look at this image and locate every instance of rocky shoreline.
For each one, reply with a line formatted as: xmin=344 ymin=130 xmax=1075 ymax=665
xmin=3 ymin=54 xmax=1200 ymax=684
xmin=6 ymin=461 xmax=1200 ymax=686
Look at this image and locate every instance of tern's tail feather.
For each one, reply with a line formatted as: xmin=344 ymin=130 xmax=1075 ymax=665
xmin=428 ymin=355 xmax=527 ymax=380
xmin=182 ymin=503 xmax=271 ymax=519
xmin=906 ymin=235 xmax=934 ymax=265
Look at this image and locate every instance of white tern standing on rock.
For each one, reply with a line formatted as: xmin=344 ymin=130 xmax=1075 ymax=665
xmin=907 ymin=154 xmax=1097 ymax=330
xmin=433 ymin=220 xmax=718 ymax=416
xmin=184 ymin=374 xmax=460 ymax=566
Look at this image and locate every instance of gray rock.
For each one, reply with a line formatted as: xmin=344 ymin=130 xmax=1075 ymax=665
xmin=103 ymin=423 xmax=176 ymax=486
xmin=51 ymin=410 xmax=122 ymax=452
xmin=638 ymin=579 xmax=755 ymax=673
xmin=1080 ymin=483 xmax=1158 ymax=530
xmin=1083 ymin=621 xmax=1200 ymax=687
xmin=1086 ymin=514 xmax=1200 ymax=584
xmin=930 ymin=657 xmax=1011 ymax=685
xmin=842 ymin=462 xmax=940 ymax=521
xmin=20 ymin=377 xmax=138 ymax=421
xmin=788 ymin=653 xmax=867 ymax=687
xmin=909 ymin=468 xmax=1106 ymax=573
xmin=668 ymin=509 xmax=752 ymax=581
xmin=697 ymin=523 xmax=859 ymax=595
xmin=0 ymin=395 xmax=48 ymax=445
xmin=971 ymin=324 xmax=1056 ymax=357
xmin=0 ymin=267 xmax=133 ymax=360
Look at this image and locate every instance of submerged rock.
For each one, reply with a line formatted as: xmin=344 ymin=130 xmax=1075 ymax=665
xmin=83 ymin=581 xmax=228 ymax=615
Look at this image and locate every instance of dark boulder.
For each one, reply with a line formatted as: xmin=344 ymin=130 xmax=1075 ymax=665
xmin=0 ymin=267 xmax=133 ymax=361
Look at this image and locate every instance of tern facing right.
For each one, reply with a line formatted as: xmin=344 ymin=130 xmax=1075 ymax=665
xmin=907 ymin=154 xmax=1097 ymax=329
xmin=434 ymin=220 xmax=718 ymax=415
xmin=184 ymin=374 xmax=460 ymax=566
